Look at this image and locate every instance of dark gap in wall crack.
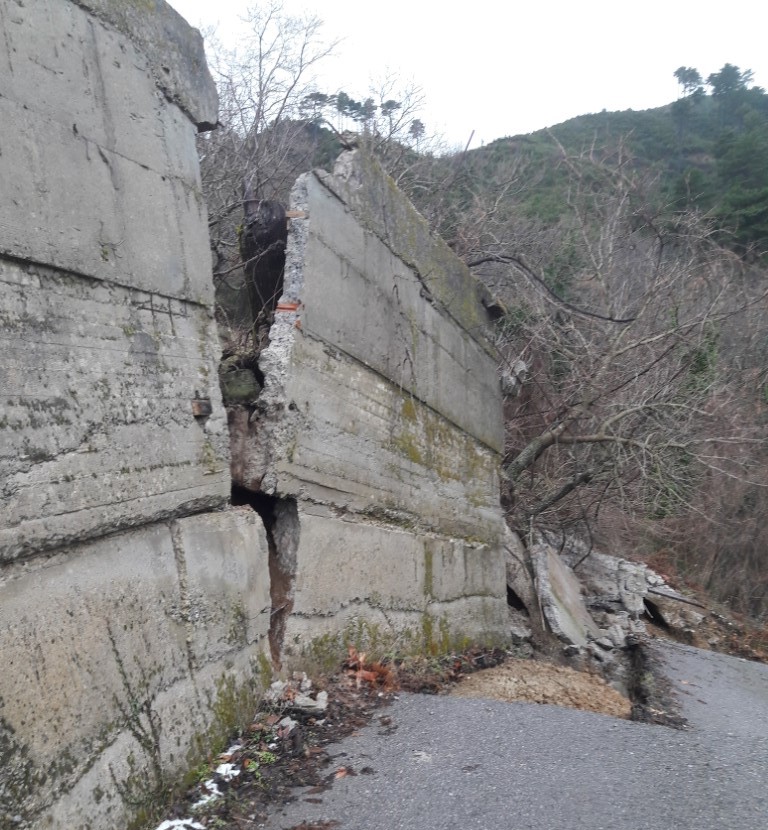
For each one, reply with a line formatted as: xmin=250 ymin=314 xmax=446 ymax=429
xmin=506 ymin=584 xmax=529 ymax=614
xmin=232 ymin=485 xmax=299 ymax=669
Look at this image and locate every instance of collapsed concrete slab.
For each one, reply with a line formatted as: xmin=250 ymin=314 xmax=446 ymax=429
xmin=530 ymin=542 xmax=601 ymax=647
xmin=229 ymin=150 xmax=510 ymax=662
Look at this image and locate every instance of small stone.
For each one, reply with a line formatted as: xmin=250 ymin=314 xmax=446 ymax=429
xmin=278 ymin=715 xmax=298 ymax=734
xmin=607 ymin=624 xmax=627 ymax=648
xmin=587 ymin=643 xmax=615 ymax=663
xmin=265 ymin=680 xmax=287 ymax=702
xmin=292 ymin=690 xmax=328 ymax=712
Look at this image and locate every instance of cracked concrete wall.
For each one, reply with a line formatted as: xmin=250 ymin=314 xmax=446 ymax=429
xmin=0 ymin=3 xmax=269 ymax=828
xmin=230 ymin=150 xmax=510 ymax=661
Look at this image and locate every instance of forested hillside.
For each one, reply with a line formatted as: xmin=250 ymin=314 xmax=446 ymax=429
xmin=388 ymin=64 xmax=768 ymax=620
xmin=408 ymin=68 xmax=768 ymax=619
xmin=464 ymin=63 xmax=768 ymax=254
xmin=197 ymin=3 xmax=768 ymax=621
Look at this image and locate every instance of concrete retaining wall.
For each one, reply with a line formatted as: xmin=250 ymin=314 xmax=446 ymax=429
xmin=0 ymin=2 xmax=510 ymax=826
xmin=0 ymin=3 xmax=269 ymax=828
xmin=230 ymin=150 xmax=510 ymax=663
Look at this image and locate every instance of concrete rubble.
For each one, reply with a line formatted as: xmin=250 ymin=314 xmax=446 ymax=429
xmin=525 ymin=530 xmax=711 ymax=685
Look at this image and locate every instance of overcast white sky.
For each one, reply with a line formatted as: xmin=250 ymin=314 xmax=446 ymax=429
xmin=168 ymin=0 xmax=768 ymax=150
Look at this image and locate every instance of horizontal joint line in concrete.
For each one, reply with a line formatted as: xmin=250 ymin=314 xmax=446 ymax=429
xmin=0 ymin=250 xmax=214 ymax=310
xmin=3 ymin=497 xmax=229 ymax=565
xmin=300 ymin=328 xmax=501 ymax=455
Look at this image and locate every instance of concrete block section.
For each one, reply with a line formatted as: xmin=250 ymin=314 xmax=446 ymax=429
xmin=232 ymin=334 xmax=503 ymax=544
xmin=282 ymin=512 xmax=509 ymax=657
xmin=0 ymin=0 xmax=215 ymax=303
xmin=0 ymin=261 xmax=230 ymax=562
xmin=0 ymin=1 xmax=216 ymax=130
xmin=0 ymin=510 xmax=269 ymax=828
xmin=289 ymin=515 xmax=429 ymax=615
xmin=70 ymin=0 xmax=218 ymax=128
xmin=235 ymin=152 xmax=506 ymax=517
xmin=173 ymin=509 xmax=272 ymax=664
xmin=319 ymin=151 xmax=497 ymax=350
xmin=300 ymin=167 xmax=504 ymax=450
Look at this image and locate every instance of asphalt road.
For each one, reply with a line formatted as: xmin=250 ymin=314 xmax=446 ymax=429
xmin=261 ymin=641 xmax=768 ymax=830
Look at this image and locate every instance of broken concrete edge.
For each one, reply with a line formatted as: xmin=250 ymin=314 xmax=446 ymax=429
xmin=316 ymin=151 xmax=501 ymax=356
xmin=226 ymin=173 xmax=311 ymax=498
xmin=69 ymin=0 xmax=218 ymax=130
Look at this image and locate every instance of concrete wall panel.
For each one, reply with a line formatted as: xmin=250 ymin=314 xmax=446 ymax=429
xmin=0 ymin=3 xmax=271 ymax=828
xmin=0 ymin=260 xmax=229 ymax=562
xmin=0 ymin=511 xmax=269 ymax=826
xmin=231 ymin=151 xmax=511 ymax=662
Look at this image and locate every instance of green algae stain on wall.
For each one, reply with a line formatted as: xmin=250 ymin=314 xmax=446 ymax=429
xmin=392 ymin=391 xmax=498 ymax=492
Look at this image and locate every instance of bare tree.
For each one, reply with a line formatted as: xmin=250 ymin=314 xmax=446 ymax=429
xmin=451 ymin=139 xmax=766 ymax=547
xmin=198 ymin=1 xmax=337 ymax=307
xmin=356 ymin=74 xmax=428 ymax=177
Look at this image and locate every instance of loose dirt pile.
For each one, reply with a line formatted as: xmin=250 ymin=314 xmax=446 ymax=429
xmin=449 ymin=657 xmax=632 ymax=718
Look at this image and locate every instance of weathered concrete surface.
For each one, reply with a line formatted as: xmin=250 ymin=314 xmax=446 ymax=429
xmin=0 ymin=0 xmax=228 ymax=565
xmin=282 ymin=514 xmax=507 ymax=661
xmin=0 ymin=259 xmax=230 ymax=562
xmin=0 ymin=3 xmax=270 ymax=829
xmin=1 ymin=511 xmax=270 ymax=829
xmin=230 ymin=151 xmax=510 ymax=654
xmin=0 ymin=0 xmax=215 ymax=300
xmin=71 ymin=0 xmax=218 ymax=127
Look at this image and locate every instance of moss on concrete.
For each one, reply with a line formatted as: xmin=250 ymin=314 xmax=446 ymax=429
xmin=391 ymin=387 xmax=499 ymax=500
xmin=322 ymin=151 xmax=497 ymax=355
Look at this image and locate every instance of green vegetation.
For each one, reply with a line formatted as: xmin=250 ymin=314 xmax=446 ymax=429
xmin=451 ymin=63 xmax=768 ymax=257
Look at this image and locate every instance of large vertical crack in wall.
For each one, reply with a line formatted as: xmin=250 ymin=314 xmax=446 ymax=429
xmin=232 ymin=487 xmax=299 ymax=667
